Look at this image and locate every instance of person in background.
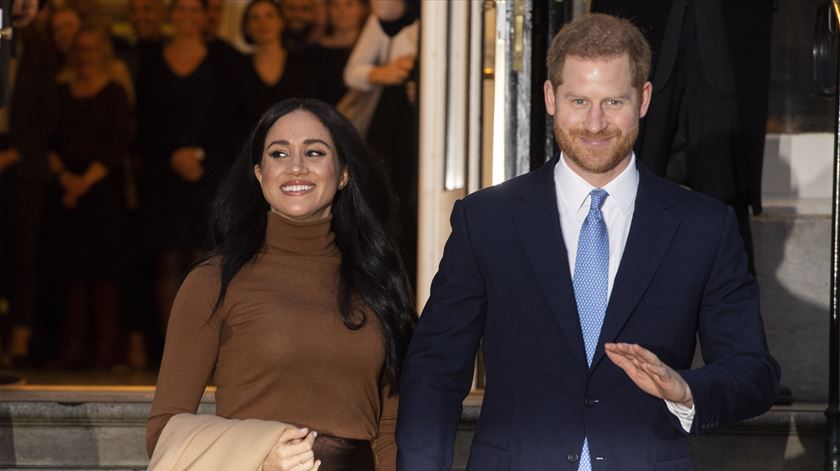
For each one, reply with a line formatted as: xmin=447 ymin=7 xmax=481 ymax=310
xmin=122 ymin=0 xmax=166 ymax=78
xmin=9 ymin=0 xmax=37 ymax=27
xmin=118 ymin=0 xmax=168 ymax=369
xmin=344 ymin=0 xmax=419 ymax=286
xmin=314 ymin=0 xmax=367 ymax=106
xmin=43 ymin=26 xmax=133 ymax=368
xmin=147 ymin=98 xmax=415 ymax=471
xmin=308 ymin=0 xmax=328 ymax=45
xmin=136 ymin=0 xmax=232 ymax=341
xmin=0 ymin=4 xmax=78 ymax=367
xmin=130 ymin=0 xmax=166 ymax=43
xmin=203 ymin=0 xmax=242 ymax=69
xmin=233 ymin=0 xmax=314 ymax=152
xmin=280 ymin=0 xmax=316 ymax=54
xmin=591 ymin=0 xmax=775 ymax=274
xmin=0 ymin=0 xmax=39 ymax=375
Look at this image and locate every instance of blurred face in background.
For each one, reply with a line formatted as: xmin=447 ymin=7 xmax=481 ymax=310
xmin=370 ymin=0 xmax=404 ymax=22
xmin=170 ymin=0 xmax=207 ymax=38
xmin=130 ymin=0 xmax=166 ymax=41
xmin=327 ymin=0 xmax=366 ymax=34
xmin=245 ymin=0 xmax=284 ymax=45
xmin=72 ymin=30 xmax=108 ymax=73
xmin=50 ymin=8 xmax=83 ymax=55
xmin=205 ymin=0 xmax=224 ymax=37
xmin=281 ymin=0 xmax=314 ymax=34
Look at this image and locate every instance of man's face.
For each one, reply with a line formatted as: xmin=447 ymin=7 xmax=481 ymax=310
xmin=281 ymin=0 xmax=314 ymax=34
xmin=50 ymin=9 xmax=82 ymax=54
xmin=544 ymin=54 xmax=651 ymax=185
xmin=130 ymin=0 xmax=165 ymax=41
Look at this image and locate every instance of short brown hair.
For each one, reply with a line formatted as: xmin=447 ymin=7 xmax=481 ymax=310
xmin=546 ymin=13 xmax=651 ymax=89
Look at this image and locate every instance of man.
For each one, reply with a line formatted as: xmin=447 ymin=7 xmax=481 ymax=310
xmin=130 ymin=0 xmax=166 ymax=44
xmin=396 ymin=13 xmax=780 ymax=470
xmin=280 ymin=0 xmax=315 ymax=53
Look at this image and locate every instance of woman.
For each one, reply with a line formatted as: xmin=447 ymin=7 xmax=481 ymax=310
xmin=313 ymin=0 xmax=368 ymax=105
xmin=147 ymin=99 xmax=416 ymax=471
xmin=0 ymin=5 xmax=80 ymax=367
xmin=137 ymin=0 xmax=232 ymax=335
xmin=43 ymin=26 xmax=133 ymax=368
xmin=343 ymin=0 xmax=419 ymax=287
xmin=233 ymin=0 xmax=314 ymax=151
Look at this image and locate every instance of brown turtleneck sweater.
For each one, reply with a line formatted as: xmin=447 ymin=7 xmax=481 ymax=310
xmin=147 ymin=212 xmax=397 ymax=470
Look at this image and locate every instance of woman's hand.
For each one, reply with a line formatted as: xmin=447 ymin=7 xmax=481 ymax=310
xmin=170 ymin=147 xmax=205 ymax=182
xmin=58 ymin=172 xmax=89 ymax=209
xmin=369 ymin=54 xmax=415 ymax=86
xmin=263 ymin=427 xmax=321 ymax=471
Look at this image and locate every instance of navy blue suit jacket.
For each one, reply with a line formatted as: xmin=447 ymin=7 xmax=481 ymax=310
xmin=396 ymin=159 xmax=780 ymax=470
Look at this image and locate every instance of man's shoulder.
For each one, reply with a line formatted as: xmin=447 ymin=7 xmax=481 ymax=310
xmin=460 ymin=164 xmax=551 ymax=210
xmin=641 ymin=169 xmax=733 ymax=226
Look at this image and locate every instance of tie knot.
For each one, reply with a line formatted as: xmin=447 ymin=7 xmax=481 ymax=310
xmin=589 ymin=189 xmax=608 ymax=211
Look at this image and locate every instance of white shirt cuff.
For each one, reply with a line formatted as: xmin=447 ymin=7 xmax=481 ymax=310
xmin=665 ymin=400 xmax=695 ymax=433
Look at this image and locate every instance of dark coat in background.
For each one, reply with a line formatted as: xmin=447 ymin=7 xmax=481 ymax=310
xmin=591 ymin=0 xmax=774 ymax=269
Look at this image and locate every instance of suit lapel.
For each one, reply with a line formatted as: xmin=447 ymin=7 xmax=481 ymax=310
xmin=591 ymin=167 xmax=680 ymax=371
xmin=514 ymin=161 xmax=588 ymax=369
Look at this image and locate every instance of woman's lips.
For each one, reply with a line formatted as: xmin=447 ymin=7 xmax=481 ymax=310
xmin=281 ymin=181 xmax=316 ymax=194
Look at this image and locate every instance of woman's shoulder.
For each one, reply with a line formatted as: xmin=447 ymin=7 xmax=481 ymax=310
xmin=180 ymin=257 xmax=223 ymax=293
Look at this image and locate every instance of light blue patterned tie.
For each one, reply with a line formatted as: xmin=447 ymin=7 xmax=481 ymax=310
xmin=572 ymin=188 xmax=609 ymax=471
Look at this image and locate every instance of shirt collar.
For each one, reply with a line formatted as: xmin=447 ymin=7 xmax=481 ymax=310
xmin=554 ymin=152 xmax=639 ymax=214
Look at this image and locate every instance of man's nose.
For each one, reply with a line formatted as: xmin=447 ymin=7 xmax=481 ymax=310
xmin=585 ymin=106 xmax=607 ymax=133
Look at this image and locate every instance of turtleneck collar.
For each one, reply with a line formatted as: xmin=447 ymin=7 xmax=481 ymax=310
xmin=264 ymin=211 xmax=338 ymax=257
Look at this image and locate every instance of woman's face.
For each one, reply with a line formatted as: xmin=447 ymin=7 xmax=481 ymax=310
xmin=370 ymin=0 xmax=405 ymax=22
xmin=254 ymin=110 xmax=349 ymax=223
xmin=328 ymin=0 xmax=366 ymax=33
xmin=50 ymin=10 xmax=82 ymax=55
xmin=72 ymin=31 xmax=106 ymax=71
xmin=170 ymin=0 xmax=207 ymax=38
xmin=245 ymin=1 xmax=283 ymax=45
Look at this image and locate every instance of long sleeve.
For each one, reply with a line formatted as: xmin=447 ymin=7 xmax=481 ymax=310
xmin=373 ymin=387 xmax=398 ymax=471
xmin=396 ymin=200 xmax=487 ymax=471
xmin=679 ymin=207 xmax=780 ymax=433
xmin=343 ymin=15 xmax=385 ymax=92
xmin=9 ymin=54 xmax=57 ymax=182
xmin=147 ymin=263 xmax=224 ymax=455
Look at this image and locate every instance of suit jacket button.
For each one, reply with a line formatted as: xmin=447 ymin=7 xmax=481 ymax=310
xmin=567 ymin=452 xmax=579 ymax=463
xmin=584 ymin=398 xmax=599 ymax=407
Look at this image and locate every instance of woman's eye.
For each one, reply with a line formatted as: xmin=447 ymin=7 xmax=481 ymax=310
xmin=306 ymin=149 xmax=326 ymax=158
xmin=268 ymin=150 xmax=287 ymax=159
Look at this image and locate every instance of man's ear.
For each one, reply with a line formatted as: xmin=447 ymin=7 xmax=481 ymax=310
xmin=638 ymin=81 xmax=653 ymax=118
xmin=544 ymin=80 xmax=557 ymax=116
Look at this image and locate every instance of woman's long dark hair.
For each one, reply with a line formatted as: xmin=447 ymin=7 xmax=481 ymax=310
xmin=206 ymin=98 xmax=416 ymax=392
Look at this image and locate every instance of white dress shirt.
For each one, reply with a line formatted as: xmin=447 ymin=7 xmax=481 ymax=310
xmin=553 ymin=153 xmax=695 ymax=432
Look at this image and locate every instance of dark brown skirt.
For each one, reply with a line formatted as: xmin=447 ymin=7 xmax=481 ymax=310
xmin=312 ymin=435 xmax=375 ymax=471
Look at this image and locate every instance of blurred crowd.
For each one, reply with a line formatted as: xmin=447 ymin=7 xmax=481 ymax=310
xmin=0 ymin=0 xmax=420 ymax=371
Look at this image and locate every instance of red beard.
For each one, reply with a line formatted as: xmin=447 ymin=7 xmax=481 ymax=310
xmin=555 ymin=124 xmax=637 ymax=175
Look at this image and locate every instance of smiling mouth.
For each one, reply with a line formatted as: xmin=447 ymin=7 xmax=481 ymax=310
xmin=281 ymin=184 xmax=315 ymax=192
xmin=580 ymin=137 xmax=614 ymax=146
